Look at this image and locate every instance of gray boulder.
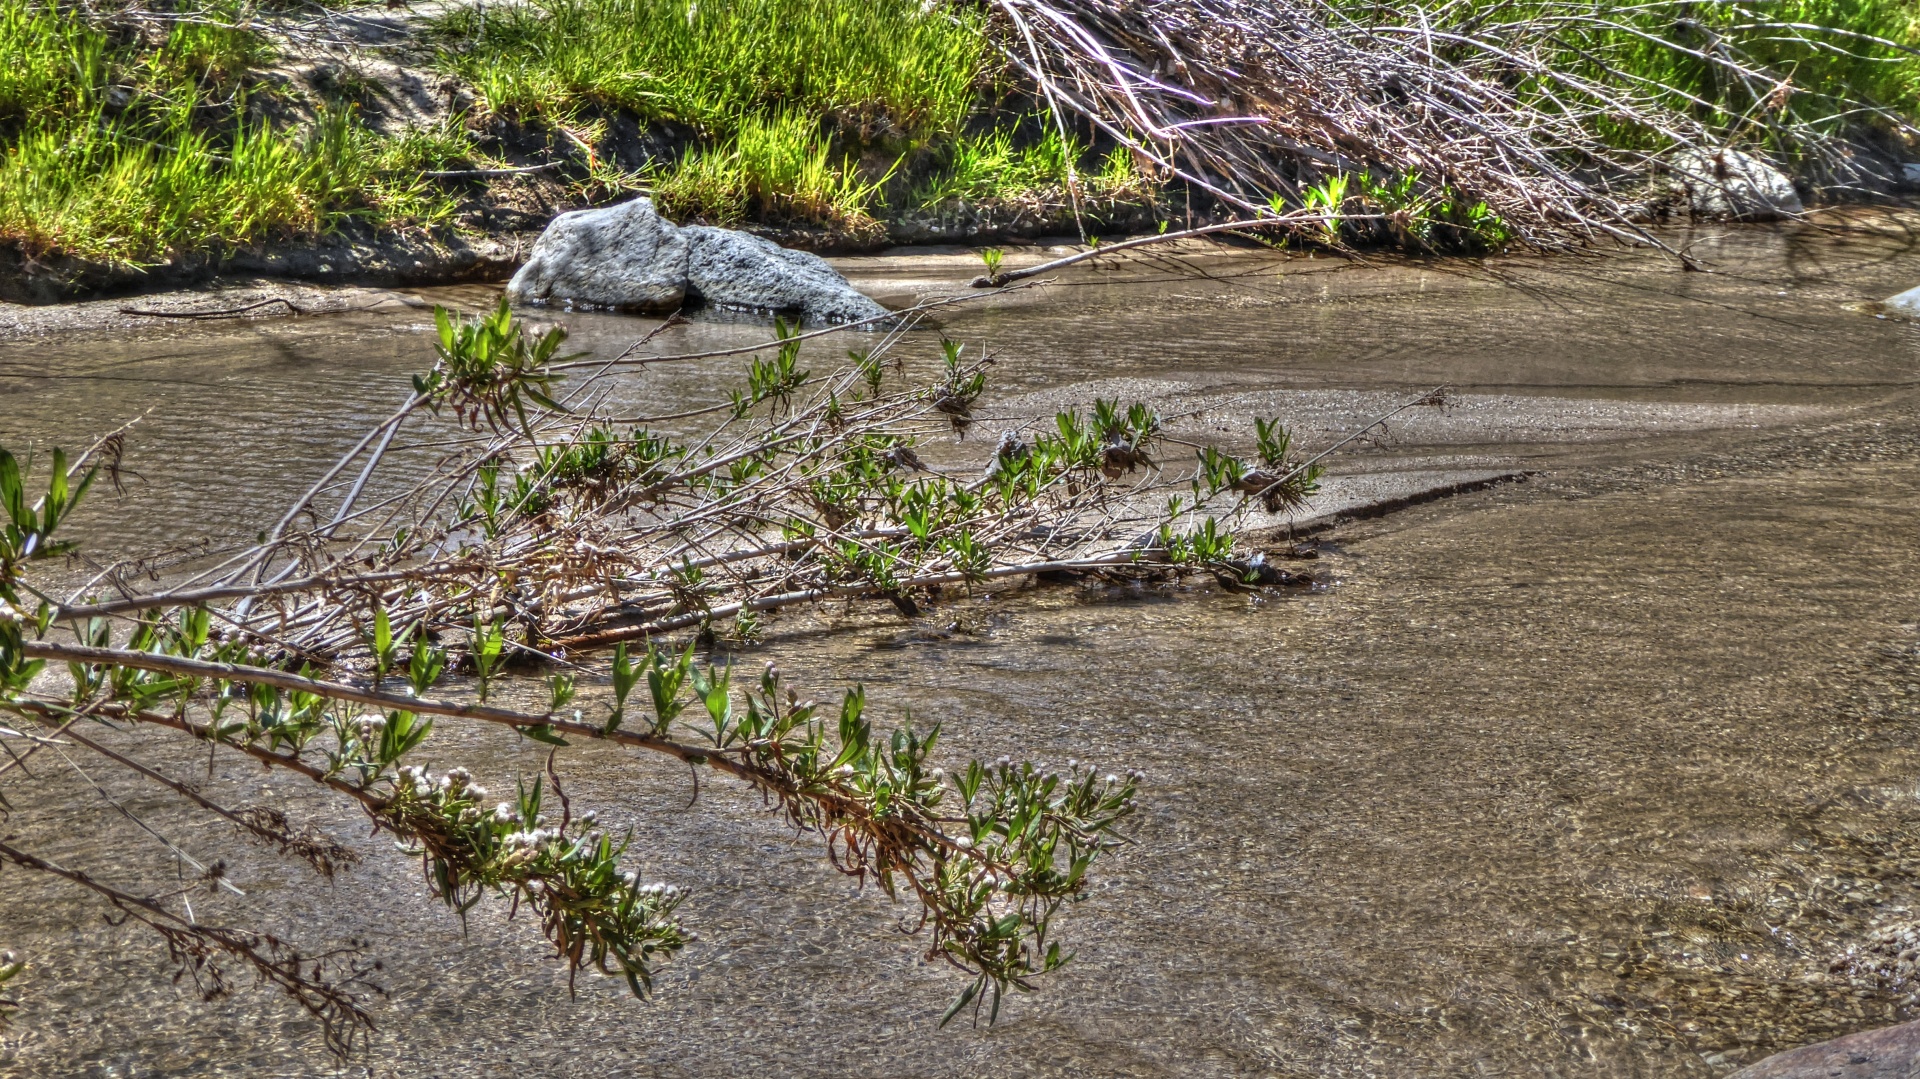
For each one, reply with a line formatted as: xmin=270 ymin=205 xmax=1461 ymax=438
xmin=1882 ymin=284 xmax=1920 ymax=318
xmin=505 ymin=197 xmax=690 ymax=312
xmin=1729 ymin=1019 xmax=1920 ymax=1078
xmin=1671 ymin=149 xmax=1803 ymax=219
xmin=682 ymin=226 xmax=890 ymax=324
xmin=504 ymin=197 xmax=888 ymax=324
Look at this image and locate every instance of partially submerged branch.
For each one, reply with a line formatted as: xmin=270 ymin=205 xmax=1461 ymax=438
xmin=7 ymin=299 xmax=1347 ymax=1045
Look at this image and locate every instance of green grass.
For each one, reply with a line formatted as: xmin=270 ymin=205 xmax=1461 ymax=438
xmin=433 ymin=0 xmax=1156 ymax=226
xmin=0 ymin=0 xmax=464 ymax=265
xmin=649 ymin=111 xmax=892 ymax=225
xmin=435 ymin=0 xmax=985 ymax=138
xmin=913 ymin=126 xmax=1146 ymax=207
xmin=1338 ymin=0 xmax=1920 ymax=156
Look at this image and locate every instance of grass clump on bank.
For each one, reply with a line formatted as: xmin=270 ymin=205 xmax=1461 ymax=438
xmin=912 ymin=126 xmax=1145 ymax=206
xmin=436 ymin=0 xmax=985 ymax=137
xmin=646 ymin=111 xmax=894 ymax=226
xmin=433 ymin=0 xmax=1154 ymax=229
xmin=0 ymin=0 xmax=463 ymax=265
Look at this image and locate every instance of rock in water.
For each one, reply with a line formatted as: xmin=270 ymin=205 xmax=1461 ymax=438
xmin=1728 ymin=1020 xmax=1920 ymax=1077
xmin=504 ymin=197 xmax=888 ymax=323
xmin=1671 ymin=149 xmax=1804 ymax=219
xmin=683 ymin=226 xmax=891 ymax=324
xmin=1882 ymin=284 xmax=1920 ymax=318
xmin=505 ymin=197 xmax=690 ymax=312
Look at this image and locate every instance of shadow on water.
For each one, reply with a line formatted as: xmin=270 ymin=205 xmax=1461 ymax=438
xmin=3 ymin=214 xmax=1920 ymax=1076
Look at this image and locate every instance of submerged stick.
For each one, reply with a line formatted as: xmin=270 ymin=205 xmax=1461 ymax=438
xmin=120 ymin=297 xmax=304 ymax=319
xmin=969 ymin=213 xmax=1353 ymax=287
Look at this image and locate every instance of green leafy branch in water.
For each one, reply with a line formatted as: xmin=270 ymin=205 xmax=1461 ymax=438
xmin=930 ymin=338 xmax=988 ymax=435
xmin=382 ymin=766 xmax=692 ymax=997
xmin=1190 ymin=417 xmax=1323 ymax=515
xmin=978 ymin=246 xmax=1006 ymax=283
xmin=2 ymin=603 xmax=1141 ymax=1043
xmin=0 ymin=445 xmax=94 ymax=599
xmin=629 ymin=656 xmax=1141 ymax=1024
xmin=731 ymin=318 xmax=813 ymax=418
xmin=1157 ymin=512 xmax=1235 ymax=567
xmin=0 ymin=430 xmax=1143 ymax=1044
xmin=0 ymin=299 xmax=1368 ymax=1051
xmin=0 ymin=444 xmax=96 ymax=693
xmin=413 ymin=298 xmax=575 ymax=433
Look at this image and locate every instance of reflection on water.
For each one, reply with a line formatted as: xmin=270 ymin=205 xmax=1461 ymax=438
xmin=3 ymin=217 xmax=1920 ymax=1076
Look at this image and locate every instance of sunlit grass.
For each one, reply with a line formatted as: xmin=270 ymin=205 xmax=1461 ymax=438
xmin=434 ymin=0 xmax=1160 ymax=227
xmin=0 ymin=0 xmax=465 ymax=265
xmin=649 ymin=111 xmax=892 ymax=225
xmin=435 ymin=0 xmax=985 ymax=138
xmin=913 ymin=126 xmax=1147 ymax=206
xmin=1333 ymin=0 xmax=1920 ymax=154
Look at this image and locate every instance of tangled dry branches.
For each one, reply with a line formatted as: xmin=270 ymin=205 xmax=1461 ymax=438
xmin=987 ymin=0 xmax=1919 ymax=246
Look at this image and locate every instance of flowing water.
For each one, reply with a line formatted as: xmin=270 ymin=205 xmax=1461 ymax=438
xmin=3 ymin=214 xmax=1920 ymax=1076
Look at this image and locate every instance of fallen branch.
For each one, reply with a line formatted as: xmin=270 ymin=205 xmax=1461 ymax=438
xmin=120 ymin=297 xmax=304 ymax=319
xmin=971 ymin=213 xmax=1347 ymax=286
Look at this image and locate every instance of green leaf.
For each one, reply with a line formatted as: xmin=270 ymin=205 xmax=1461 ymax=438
xmin=0 ymin=448 xmax=26 ymax=532
xmin=518 ymin=724 xmax=570 ymax=746
xmin=525 ymin=386 xmax=571 ymax=414
xmin=939 ymin=978 xmax=983 ymax=1028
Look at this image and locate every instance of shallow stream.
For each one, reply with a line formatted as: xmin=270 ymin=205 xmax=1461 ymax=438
xmin=4 ymin=215 xmax=1920 ymax=1076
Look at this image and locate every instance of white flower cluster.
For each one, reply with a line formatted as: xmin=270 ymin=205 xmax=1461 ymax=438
xmin=617 ymin=871 xmax=682 ymax=900
xmin=502 ymin=827 xmax=562 ymax=850
xmin=395 ymin=764 xmax=488 ymax=801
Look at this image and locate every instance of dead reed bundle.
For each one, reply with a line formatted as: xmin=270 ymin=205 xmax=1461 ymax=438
xmin=987 ymin=0 xmax=1918 ymax=246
